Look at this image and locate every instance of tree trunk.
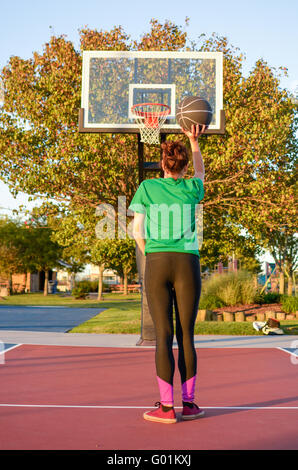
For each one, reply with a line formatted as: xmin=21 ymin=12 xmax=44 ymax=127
xmin=26 ymin=271 xmax=31 ymax=293
xmin=97 ymin=264 xmax=105 ymax=301
xmin=44 ymin=270 xmax=49 ymax=296
xmin=8 ymin=273 xmax=12 ymax=296
xmin=284 ymin=263 xmax=294 ymax=297
xmin=279 ymin=270 xmax=285 ymax=295
xmin=70 ymin=272 xmax=76 ymax=292
xmin=123 ymin=269 xmax=128 ymax=295
xmin=287 ymin=275 xmax=293 ymax=296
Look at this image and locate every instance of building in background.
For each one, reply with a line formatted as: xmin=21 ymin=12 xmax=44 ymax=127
xmin=89 ymin=265 xmax=120 ymax=285
xmin=54 ymin=264 xmax=121 ymax=292
xmin=0 ymin=270 xmax=56 ymax=296
xmin=0 ymin=263 xmax=121 ymax=296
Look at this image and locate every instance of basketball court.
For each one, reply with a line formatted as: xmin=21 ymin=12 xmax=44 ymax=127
xmin=1 ymin=48 xmax=295 ymax=455
xmin=1 ymin=332 xmax=298 ymax=450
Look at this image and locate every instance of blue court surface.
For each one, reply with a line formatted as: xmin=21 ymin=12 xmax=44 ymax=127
xmin=1 ymin=343 xmax=19 ymax=352
xmin=0 ymin=305 xmax=104 ymax=332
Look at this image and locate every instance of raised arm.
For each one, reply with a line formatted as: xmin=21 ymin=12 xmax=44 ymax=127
xmin=182 ymin=124 xmax=207 ymax=182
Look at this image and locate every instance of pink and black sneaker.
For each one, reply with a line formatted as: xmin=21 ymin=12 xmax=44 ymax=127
xmin=181 ymin=401 xmax=205 ymax=420
xmin=143 ymin=402 xmax=177 ymax=424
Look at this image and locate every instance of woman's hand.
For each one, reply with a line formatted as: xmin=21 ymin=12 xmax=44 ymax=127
xmin=181 ymin=124 xmax=208 ymax=142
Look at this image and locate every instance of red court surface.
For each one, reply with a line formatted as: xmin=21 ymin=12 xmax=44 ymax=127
xmin=0 ymin=344 xmax=298 ymax=450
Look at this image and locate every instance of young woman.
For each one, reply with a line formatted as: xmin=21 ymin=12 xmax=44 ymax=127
xmin=129 ymin=124 xmax=206 ymax=424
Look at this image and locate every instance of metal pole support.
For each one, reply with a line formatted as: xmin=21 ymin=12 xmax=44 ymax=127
xmin=135 ymin=133 xmax=167 ymax=346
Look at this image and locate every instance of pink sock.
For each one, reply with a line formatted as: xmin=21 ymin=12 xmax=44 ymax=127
xmin=182 ymin=376 xmax=196 ymax=402
xmin=156 ymin=376 xmax=174 ymax=406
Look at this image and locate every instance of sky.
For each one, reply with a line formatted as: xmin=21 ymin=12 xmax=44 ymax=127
xmin=1 ymin=0 xmax=297 ymax=263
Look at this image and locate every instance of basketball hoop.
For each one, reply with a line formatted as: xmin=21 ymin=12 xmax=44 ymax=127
xmin=131 ymin=103 xmax=170 ymax=145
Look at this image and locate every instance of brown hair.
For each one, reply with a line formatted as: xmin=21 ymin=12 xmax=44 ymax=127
xmin=161 ymin=141 xmax=189 ymax=175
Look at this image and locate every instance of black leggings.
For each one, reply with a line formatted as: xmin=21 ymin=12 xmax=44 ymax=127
xmin=144 ymin=252 xmax=201 ymax=386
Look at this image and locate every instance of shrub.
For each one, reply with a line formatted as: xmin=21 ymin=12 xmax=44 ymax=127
xmin=89 ymin=280 xmax=98 ymax=292
xmin=103 ymin=283 xmax=113 ymax=292
xmin=77 ymin=279 xmax=112 ymax=293
xmin=254 ymin=290 xmax=281 ymax=304
xmin=72 ymin=280 xmax=91 ymax=299
xmin=218 ymin=279 xmax=242 ymax=306
xmin=202 ymin=270 xmax=256 ymax=307
xmin=254 ymin=289 xmax=265 ymax=304
xmin=77 ymin=280 xmax=91 ymax=290
xmin=263 ymin=292 xmax=281 ymax=304
xmin=281 ymin=295 xmax=298 ymax=314
xmin=241 ymin=279 xmax=257 ymax=304
xmin=199 ymin=294 xmax=225 ymax=310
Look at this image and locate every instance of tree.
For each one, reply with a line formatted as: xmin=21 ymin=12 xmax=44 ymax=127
xmin=199 ymin=210 xmax=262 ymax=273
xmin=241 ymin=107 xmax=298 ymax=294
xmin=1 ymin=20 xmax=295 ymax=246
xmin=255 ymin=225 xmax=297 ymax=295
xmin=52 ymin=244 xmax=87 ymax=293
xmin=40 ymin=203 xmax=89 ymax=291
xmin=41 ymin=203 xmax=134 ymax=300
xmin=89 ymin=240 xmax=111 ymax=301
xmin=0 ymin=217 xmax=26 ymax=294
xmin=0 ymin=19 xmax=296 ymax=326
xmin=18 ymin=214 xmax=64 ymax=295
xmin=101 ymin=238 xmax=137 ymax=295
xmin=0 ymin=215 xmax=63 ymax=295
xmin=0 ymin=28 xmax=138 ymax=214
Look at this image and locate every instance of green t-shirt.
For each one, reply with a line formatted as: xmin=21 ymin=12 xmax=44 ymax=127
xmin=128 ymin=177 xmax=204 ymax=257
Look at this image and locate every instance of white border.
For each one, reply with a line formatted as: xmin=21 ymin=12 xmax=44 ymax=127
xmin=0 ymin=343 xmax=22 ymax=364
xmin=81 ymin=51 xmax=223 ymax=131
xmin=0 ymin=343 xmax=22 ymax=355
xmin=128 ymin=84 xmax=176 ymax=120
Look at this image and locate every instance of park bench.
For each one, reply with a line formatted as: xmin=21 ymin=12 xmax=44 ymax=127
xmin=111 ymin=284 xmax=140 ymax=293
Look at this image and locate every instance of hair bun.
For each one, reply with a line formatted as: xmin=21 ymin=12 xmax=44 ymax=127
xmin=161 ymin=141 xmax=189 ymax=174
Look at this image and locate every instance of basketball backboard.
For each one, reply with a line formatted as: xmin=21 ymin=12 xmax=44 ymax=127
xmin=79 ymin=51 xmax=225 ymax=135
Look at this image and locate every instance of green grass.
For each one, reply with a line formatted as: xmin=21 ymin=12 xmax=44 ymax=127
xmin=0 ymin=291 xmax=140 ymax=307
xmin=1 ymin=292 xmax=298 ymax=335
xmin=70 ymin=315 xmax=298 ymax=336
xmin=195 ymin=321 xmax=298 ymax=336
xmin=194 ymin=321 xmax=258 ymax=335
xmin=69 ymin=307 xmax=141 ymax=334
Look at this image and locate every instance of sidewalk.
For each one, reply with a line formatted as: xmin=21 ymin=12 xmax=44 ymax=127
xmin=1 ymin=329 xmax=298 ymax=349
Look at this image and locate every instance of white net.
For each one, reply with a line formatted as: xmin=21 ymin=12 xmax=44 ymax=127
xmin=131 ymin=103 xmax=170 ymax=145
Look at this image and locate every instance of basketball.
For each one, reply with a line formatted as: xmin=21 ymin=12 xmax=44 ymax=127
xmin=176 ymin=96 xmax=213 ymax=132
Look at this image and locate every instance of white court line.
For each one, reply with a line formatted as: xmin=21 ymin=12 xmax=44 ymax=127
xmin=0 ymin=344 xmax=22 ymax=355
xmin=0 ymin=404 xmax=298 ymax=410
xmin=277 ymin=347 xmax=298 ymax=358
